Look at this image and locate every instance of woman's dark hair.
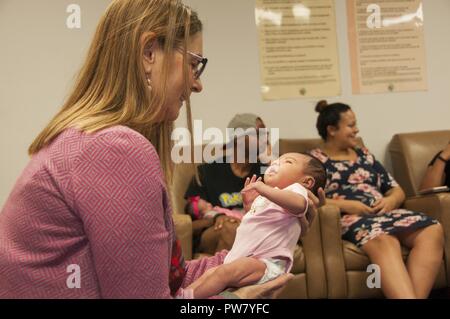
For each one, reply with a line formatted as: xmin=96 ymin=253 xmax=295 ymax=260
xmin=315 ymin=100 xmax=351 ymax=141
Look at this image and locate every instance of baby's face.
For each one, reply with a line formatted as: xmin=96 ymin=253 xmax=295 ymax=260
xmin=264 ymin=153 xmax=310 ymax=189
xmin=198 ymin=199 xmax=213 ymax=213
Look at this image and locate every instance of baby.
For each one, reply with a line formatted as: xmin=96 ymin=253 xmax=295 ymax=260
xmin=181 ymin=153 xmax=326 ymax=299
xmin=186 ymin=197 xmax=244 ymax=221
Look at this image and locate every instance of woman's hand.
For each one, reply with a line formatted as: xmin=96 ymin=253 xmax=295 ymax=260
xmin=341 ymin=200 xmax=375 ymax=215
xmin=231 ymin=273 xmax=294 ymax=299
xmin=372 ymin=197 xmax=398 ymax=214
xmin=299 ymin=188 xmax=326 ymax=237
xmin=241 ymin=175 xmax=263 ymax=212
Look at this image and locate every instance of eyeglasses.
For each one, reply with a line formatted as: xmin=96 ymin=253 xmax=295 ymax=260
xmin=187 ymin=51 xmax=208 ymax=79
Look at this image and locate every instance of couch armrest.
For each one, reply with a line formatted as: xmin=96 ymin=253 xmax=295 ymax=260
xmin=173 ymin=213 xmax=193 ymax=261
xmin=404 ymin=193 xmax=450 ymax=284
xmin=319 ymin=204 xmax=347 ymax=298
xmin=301 ymin=216 xmax=327 ymax=298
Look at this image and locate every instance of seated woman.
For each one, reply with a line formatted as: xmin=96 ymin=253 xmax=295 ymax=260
xmin=184 ymin=113 xmax=268 ymax=255
xmin=420 ymin=142 xmax=450 ymax=190
xmin=310 ymin=100 xmax=444 ymax=299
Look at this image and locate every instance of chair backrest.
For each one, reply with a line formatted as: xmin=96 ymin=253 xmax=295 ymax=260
xmin=171 ymin=162 xmax=198 ymax=215
xmin=389 ymin=130 xmax=450 ymax=197
xmin=278 ymin=137 xmax=365 ymax=155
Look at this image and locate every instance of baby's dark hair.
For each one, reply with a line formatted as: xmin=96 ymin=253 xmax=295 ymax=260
xmin=315 ymin=100 xmax=351 ymax=141
xmin=302 ymin=153 xmax=327 ymax=196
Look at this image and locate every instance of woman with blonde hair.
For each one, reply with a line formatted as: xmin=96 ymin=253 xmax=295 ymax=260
xmin=0 ymin=0 xmax=321 ymax=298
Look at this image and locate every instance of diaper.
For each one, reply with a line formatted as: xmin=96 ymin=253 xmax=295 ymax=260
xmin=256 ymin=258 xmax=287 ymax=285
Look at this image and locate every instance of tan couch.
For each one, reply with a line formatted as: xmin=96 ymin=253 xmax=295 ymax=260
xmin=170 ymin=148 xmax=328 ymax=298
xmin=280 ymin=137 xmax=449 ymax=298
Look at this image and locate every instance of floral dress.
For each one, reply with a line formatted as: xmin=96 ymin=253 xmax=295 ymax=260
xmin=310 ymin=147 xmax=438 ymax=247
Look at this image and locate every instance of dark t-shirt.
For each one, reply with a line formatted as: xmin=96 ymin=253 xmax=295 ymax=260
xmin=185 ymin=159 xmax=264 ymax=210
xmin=429 ymin=152 xmax=450 ymax=188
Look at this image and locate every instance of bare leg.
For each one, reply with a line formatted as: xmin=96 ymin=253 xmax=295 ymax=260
xmin=187 ymin=257 xmax=267 ymax=299
xmin=361 ymin=234 xmax=416 ymax=299
xmin=199 ymin=226 xmax=220 ymax=255
xmin=396 ymin=224 xmax=444 ymax=299
xmin=216 ymin=220 xmax=239 ymax=252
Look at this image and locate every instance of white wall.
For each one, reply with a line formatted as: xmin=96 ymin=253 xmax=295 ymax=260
xmin=0 ymin=0 xmax=111 ymax=207
xmin=181 ymin=0 xmax=450 ymax=164
xmin=1 ymin=0 xmax=450 ymax=207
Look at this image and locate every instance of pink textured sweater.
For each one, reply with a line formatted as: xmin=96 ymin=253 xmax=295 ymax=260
xmin=0 ymin=126 xmax=225 ymax=298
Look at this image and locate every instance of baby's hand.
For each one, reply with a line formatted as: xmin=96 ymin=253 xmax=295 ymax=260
xmin=242 ymin=175 xmax=264 ymax=194
xmin=241 ymin=175 xmax=263 ymax=211
xmin=242 ymin=181 xmax=264 ymax=194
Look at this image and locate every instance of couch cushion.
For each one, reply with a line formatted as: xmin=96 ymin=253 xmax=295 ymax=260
xmin=277 ymin=273 xmax=308 ymax=299
xmin=172 ymin=162 xmax=197 ymax=215
xmin=291 ymin=244 xmax=306 ymax=274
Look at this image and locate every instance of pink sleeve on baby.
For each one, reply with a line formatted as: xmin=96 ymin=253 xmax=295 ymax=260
xmin=282 ymin=183 xmax=309 ymax=217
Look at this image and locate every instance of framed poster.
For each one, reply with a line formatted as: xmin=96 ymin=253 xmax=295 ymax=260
xmin=255 ymin=0 xmax=341 ymax=100
xmin=347 ymin=0 xmax=428 ymax=94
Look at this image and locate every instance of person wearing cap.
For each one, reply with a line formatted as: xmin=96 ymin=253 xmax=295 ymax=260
xmin=184 ymin=113 xmax=268 ymax=255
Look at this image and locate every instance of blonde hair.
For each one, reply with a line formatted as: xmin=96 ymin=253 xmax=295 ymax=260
xmin=29 ymin=0 xmax=202 ymax=184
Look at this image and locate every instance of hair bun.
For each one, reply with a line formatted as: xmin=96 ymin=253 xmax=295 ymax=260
xmin=315 ymin=100 xmax=328 ymax=113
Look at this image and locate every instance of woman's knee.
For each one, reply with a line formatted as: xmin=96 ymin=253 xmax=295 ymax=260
xmin=220 ymin=222 xmax=238 ymax=242
xmin=417 ymin=224 xmax=445 ymax=247
xmin=362 ymin=234 xmax=400 ymax=253
xmin=430 ymin=223 xmax=444 ymax=240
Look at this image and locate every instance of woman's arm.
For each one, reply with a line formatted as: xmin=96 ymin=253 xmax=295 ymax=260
xmin=420 ymin=165 xmax=446 ymax=190
xmin=73 ymin=131 xmax=173 ymax=298
xmin=297 ymin=188 xmax=325 ymax=238
xmin=372 ymin=186 xmax=405 ymax=214
xmin=325 ymin=188 xmax=405 ymax=216
xmin=420 ymin=150 xmax=449 ymax=190
xmin=385 ymin=186 xmax=406 ymax=208
xmin=326 ymin=198 xmax=375 ymax=215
